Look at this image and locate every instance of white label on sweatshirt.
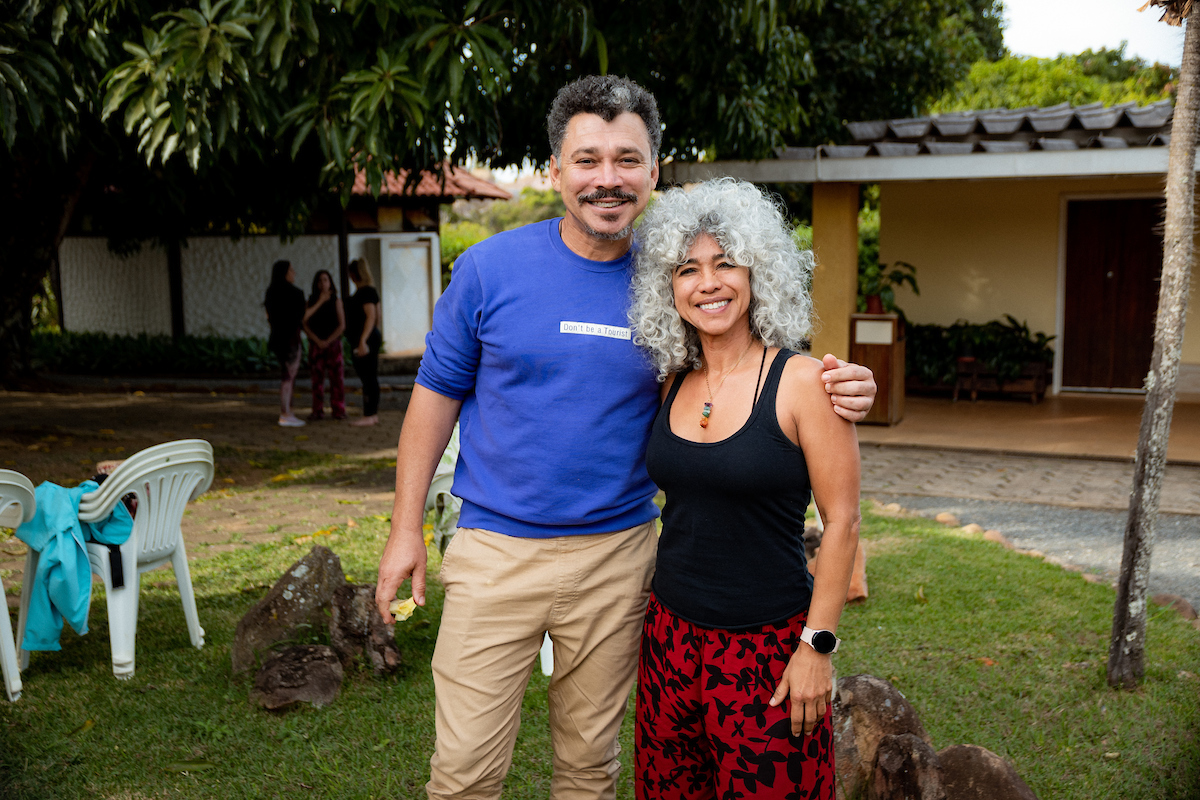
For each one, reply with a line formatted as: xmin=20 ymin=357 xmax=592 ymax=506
xmin=559 ymin=321 xmax=632 ymax=340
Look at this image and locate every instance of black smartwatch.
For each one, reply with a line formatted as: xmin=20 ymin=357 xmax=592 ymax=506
xmin=800 ymin=627 xmax=840 ymax=655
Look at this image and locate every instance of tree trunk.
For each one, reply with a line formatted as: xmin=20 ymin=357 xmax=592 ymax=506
xmin=0 ymin=147 xmax=94 ymax=386
xmin=1107 ymin=5 xmax=1200 ymax=689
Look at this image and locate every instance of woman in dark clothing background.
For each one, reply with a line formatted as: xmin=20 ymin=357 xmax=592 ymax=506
xmin=303 ymin=269 xmax=346 ymax=421
xmin=263 ymin=259 xmax=307 ymax=427
xmin=345 ymin=258 xmax=383 ymax=427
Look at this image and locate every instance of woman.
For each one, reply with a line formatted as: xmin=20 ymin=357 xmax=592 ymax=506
xmin=345 ymin=258 xmax=383 ymax=427
xmin=303 ymin=270 xmax=347 ymax=421
xmin=629 ymin=178 xmax=861 ymax=800
xmin=263 ymin=260 xmax=307 ymax=427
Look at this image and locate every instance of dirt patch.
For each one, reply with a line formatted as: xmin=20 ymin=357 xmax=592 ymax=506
xmin=0 ymin=387 xmax=412 ymax=595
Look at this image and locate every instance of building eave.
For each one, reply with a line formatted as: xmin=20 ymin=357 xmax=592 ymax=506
xmin=660 ymin=147 xmax=1178 ymax=185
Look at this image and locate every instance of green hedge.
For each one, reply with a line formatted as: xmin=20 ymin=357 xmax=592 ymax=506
xmin=32 ymin=331 xmax=280 ymax=376
xmin=907 ymin=316 xmax=1055 ymax=386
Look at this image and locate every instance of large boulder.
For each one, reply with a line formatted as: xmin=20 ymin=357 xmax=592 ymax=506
xmin=833 ymin=675 xmax=932 ymax=800
xmin=251 ymin=645 xmax=344 ymax=710
xmin=329 ymin=583 xmax=401 ymax=676
xmin=870 ymin=733 xmax=945 ymax=800
xmin=938 ymin=744 xmax=1037 ymax=800
xmin=232 ymin=546 xmax=346 ymax=673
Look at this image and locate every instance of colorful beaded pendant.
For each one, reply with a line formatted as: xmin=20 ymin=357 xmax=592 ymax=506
xmin=700 ymin=402 xmax=713 ymax=428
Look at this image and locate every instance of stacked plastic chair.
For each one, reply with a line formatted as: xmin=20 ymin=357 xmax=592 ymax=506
xmin=16 ymin=439 xmax=214 ymax=680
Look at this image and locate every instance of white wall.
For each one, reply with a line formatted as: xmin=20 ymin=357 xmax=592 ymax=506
xmin=59 ymin=238 xmax=173 ymax=336
xmin=182 ymin=236 xmax=337 ymax=338
xmin=59 ymin=232 xmax=438 ymax=349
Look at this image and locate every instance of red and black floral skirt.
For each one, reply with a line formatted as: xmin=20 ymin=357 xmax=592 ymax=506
xmin=635 ymin=593 xmax=834 ymax=800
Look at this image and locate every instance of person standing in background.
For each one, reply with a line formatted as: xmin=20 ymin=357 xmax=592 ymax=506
xmin=303 ymin=269 xmax=347 ymax=421
xmin=263 ymin=260 xmax=306 ymax=427
xmin=346 ymin=258 xmax=382 ymax=427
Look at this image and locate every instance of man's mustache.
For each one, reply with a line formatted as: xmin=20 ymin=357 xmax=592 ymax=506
xmin=578 ymin=188 xmax=639 ymax=205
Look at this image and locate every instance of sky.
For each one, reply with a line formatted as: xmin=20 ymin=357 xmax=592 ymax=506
xmin=1002 ymin=0 xmax=1187 ymax=66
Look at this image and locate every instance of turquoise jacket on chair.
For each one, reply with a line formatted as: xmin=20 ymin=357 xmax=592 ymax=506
xmin=16 ymin=481 xmax=132 ymax=650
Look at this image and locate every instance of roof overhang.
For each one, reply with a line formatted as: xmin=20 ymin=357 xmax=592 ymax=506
xmin=660 ymin=147 xmax=1178 ymax=185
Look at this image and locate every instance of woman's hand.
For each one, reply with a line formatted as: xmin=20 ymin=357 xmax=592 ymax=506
xmin=769 ymin=642 xmax=834 ymax=737
xmin=355 ymin=342 xmax=368 ymax=357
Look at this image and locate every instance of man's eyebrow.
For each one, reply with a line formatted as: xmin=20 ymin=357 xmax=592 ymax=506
xmin=568 ymin=145 xmax=647 ymax=159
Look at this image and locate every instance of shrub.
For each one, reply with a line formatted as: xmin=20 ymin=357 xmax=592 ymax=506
xmin=907 ymin=316 xmax=1055 ymax=386
xmin=31 ymin=331 xmax=277 ymax=376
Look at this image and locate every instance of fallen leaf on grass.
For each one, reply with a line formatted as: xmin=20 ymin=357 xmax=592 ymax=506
xmin=222 ymin=477 xmax=235 ymax=484
xmin=336 ymin=499 xmax=361 ymax=505
xmin=390 ymin=597 xmax=417 ymax=622
xmin=373 ymin=514 xmax=390 ymax=522
xmin=270 ymin=474 xmax=291 ymax=483
xmin=67 ymin=719 xmax=95 ymax=738
xmin=346 ymin=518 xmax=358 ymax=527
xmin=165 ymin=760 xmax=216 ymax=772
xmin=977 ymin=657 xmax=997 ymax=667
xmin=133 ymin=391 xmax=145 ymax=396
xmin=915 ymin=586 xmax=928 ymax=604
xmin=1103 ymin=752 xmax=1120 ymax=760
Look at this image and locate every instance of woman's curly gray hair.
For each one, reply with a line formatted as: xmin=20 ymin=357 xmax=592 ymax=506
xmin=630 ymin=178 xmax=815 ymax=381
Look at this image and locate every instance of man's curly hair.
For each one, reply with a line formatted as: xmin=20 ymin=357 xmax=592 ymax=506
xmin=546 ymin=75 xmax=662 ymax=160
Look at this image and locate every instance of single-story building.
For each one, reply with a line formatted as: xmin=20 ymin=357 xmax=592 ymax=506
xmin=58 ymin=165 xmax=511 ymax=355
xmin=660 ymin=100 xmax=1200 ymax=396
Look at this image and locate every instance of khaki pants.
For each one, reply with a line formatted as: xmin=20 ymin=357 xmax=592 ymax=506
xmin=427 ymin=522 xmax=658 ymax=800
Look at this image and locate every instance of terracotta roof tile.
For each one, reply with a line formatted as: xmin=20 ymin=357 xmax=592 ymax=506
xmin=352 ymin=163 xmax=512 ymax=200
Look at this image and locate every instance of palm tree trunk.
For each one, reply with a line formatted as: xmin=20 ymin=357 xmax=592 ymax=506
xmin=1107 ymin=4 xmax=1200 ymax=689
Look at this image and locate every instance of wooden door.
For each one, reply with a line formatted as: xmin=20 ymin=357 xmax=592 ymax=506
xmin=1062 ymin=198 xmax=1163 ymax=390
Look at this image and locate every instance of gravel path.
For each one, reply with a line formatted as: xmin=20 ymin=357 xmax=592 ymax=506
xmin=868 ymin=492 xmax=1200 ymax=614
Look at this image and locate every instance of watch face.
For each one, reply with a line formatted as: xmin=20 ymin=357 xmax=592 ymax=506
xmin=812 ymin=630 xmax=838 ymax=654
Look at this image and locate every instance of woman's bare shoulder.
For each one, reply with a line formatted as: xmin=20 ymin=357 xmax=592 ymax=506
xmin=660 ymin=371 xmax=678 ymax=402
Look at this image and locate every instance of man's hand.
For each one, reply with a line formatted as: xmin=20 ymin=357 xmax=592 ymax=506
xmin=821 ymin=354 xmax=877 ymax=423
xmin=374 ymin=526 xmax=428 ymax=623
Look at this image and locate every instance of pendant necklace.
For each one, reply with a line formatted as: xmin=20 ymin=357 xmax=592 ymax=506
xmin=701 ymin=339 xmax=756 ymax=428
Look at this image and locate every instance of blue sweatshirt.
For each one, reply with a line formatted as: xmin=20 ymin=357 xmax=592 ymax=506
xmin=416 ymin=218 xmax=661 ymax=538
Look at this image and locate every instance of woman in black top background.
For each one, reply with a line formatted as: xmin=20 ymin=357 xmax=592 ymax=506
xmin=629 ymin=179 xmax=861 ymax=800
xmin=263 ymin=259 xmax=307 ymax=427
xmin=345 ymin=258 xmax=383 ymax=426
xmin=303 ymin=270 xmax=346 ymax=421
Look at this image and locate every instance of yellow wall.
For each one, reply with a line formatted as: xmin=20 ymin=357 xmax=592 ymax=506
xmin=878 ymin=176 xmax=1200 ymax=367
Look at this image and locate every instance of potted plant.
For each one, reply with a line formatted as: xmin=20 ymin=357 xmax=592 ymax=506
xmin=858 ymin=260 xmax=920 ymax=314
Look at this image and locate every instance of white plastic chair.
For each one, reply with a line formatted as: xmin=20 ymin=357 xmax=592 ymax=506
xmin=16 ymin=440 xmax=214 ymax=680
xmin=0 ymin=469 xmax=35 ymax=701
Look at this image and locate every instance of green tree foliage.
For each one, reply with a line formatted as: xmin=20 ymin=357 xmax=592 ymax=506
xmin=931 ymin=44 xmax=1179 ymax=112
xmin=0 ymin=0 xmax=1004 ymax=383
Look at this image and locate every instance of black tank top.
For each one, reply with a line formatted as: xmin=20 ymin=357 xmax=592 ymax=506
xmin=645 ymin=348 xmax=813 ymax=629
xmin=307 ymin=299 xmax=339 ymax=340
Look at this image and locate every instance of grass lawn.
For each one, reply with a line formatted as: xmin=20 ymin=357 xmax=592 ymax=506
xmin=1 ymin=505 xmax=1197 ymax=799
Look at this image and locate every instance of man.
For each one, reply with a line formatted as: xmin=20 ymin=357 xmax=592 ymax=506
xmin=375 ymin=75 xmax=877 ymax=800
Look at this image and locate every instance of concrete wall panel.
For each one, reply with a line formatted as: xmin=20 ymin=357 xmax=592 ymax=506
xmin=59 ymin=238 xmax=171 ymax=335
xmin=181 ymin=236 xmax=337 ymax=338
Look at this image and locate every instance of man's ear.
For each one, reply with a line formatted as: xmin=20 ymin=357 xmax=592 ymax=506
xmin=549 ymin=154 xmax=561 ymax=192
xmin=650 ymin=157 xmax=660 ymax=188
